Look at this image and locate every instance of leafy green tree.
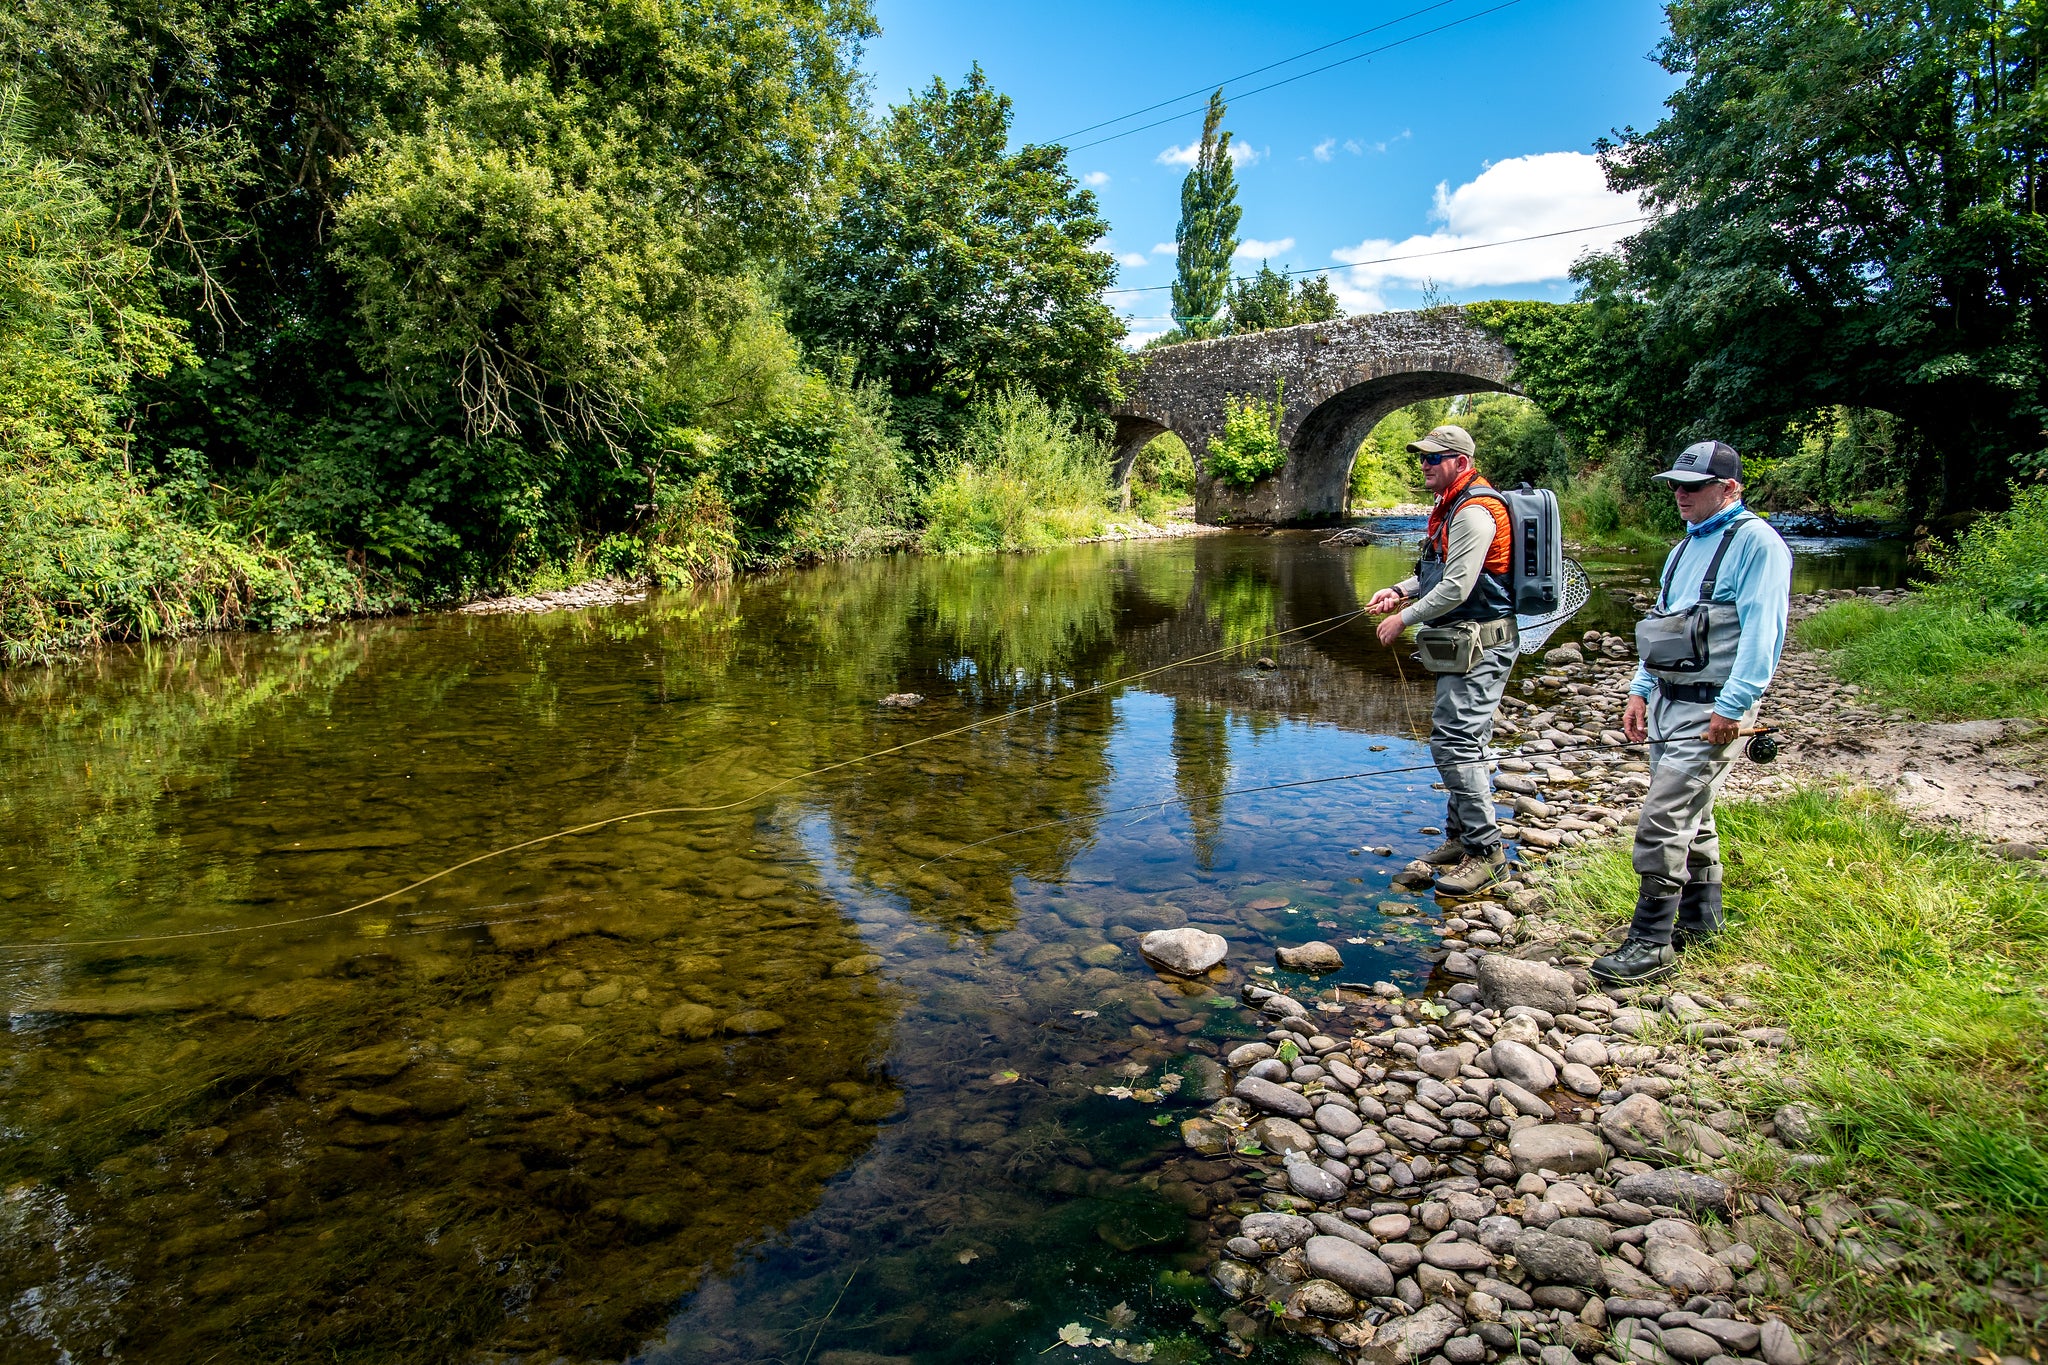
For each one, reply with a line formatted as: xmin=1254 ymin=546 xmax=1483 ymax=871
xmin=788 ymin=67 xmax=1125 ymax=454
xmin=1226 ymin=263 xmax=1342 ymax=333
xmin=1592 ymin=0 xmax=2048 ymax=520
xmin=1171 ymin=90 xmax=1241 ymax=340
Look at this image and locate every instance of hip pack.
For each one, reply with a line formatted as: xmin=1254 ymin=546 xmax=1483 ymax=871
xmin=1635 ymin=516 xmax=1752 ymax=682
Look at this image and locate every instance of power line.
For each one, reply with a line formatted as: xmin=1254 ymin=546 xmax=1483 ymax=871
xmin=1047 ymin=0 xmax=1465 ymax=144
xmin=1103 ymin=217 xmax=1648 ymax=297
xmin=1069 ymin=0 xmax=1528 ymax=153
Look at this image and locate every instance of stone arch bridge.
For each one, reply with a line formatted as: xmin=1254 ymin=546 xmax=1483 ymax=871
xmin=1110 ymin=308 xmax=1520 ymax=524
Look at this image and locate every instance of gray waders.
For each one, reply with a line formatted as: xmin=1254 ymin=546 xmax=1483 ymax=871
xmin=1430 ymin=629 xmax=1518 ymax=853
xmin=1627 ymin=688 xmax=1754 ymax=943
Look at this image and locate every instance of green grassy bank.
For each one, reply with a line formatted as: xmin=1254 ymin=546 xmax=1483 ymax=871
xmin=1538 ymin=789 xmax=2047 ymax=1349
xmin=1795 ymin=488 xmax=2048 ymax=720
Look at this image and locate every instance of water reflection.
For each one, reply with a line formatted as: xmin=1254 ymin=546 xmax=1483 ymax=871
xmin=0 ymin=529 xmax=1908 ymax=1363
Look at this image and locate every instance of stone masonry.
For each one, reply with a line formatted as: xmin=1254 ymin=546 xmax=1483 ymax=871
xmin=1110 ymin=308 xmax=1520 ymax=524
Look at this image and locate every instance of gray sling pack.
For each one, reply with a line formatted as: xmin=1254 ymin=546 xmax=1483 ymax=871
xmin=1634 ymin=515 xmax=1753 ymax=680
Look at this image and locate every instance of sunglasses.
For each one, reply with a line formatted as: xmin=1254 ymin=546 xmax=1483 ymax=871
xmin=1419 ymin=450 xmax=1464 ymax=467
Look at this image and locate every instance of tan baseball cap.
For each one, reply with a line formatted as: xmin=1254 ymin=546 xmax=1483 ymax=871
xmin=1407 ymin=424 xmax=1475 ymax=458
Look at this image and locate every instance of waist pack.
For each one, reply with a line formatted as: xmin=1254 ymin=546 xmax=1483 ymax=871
xmin=1635 ymin=515 xmax=1752 ymax=677
xmin=1414 ymin=617 xmax=1516 ymax=675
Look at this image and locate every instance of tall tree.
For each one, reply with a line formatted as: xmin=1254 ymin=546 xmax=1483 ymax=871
xmin=1593 ymin=0 xmax=2048 ymax=521
xmin=1171 ymin=91 xmax=1241 ymax=340
xmin=788 ymin=67 xmax=1125 ymax=452
xmin=1226 ymin=263 xmax=1342 ymax=333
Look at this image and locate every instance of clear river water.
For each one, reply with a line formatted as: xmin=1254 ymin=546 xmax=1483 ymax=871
xmin=0 ymin=528 xmax=1905 ymax=1365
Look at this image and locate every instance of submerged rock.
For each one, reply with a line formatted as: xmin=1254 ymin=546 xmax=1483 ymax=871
xmin=1275 ymin=941 xmax=1344 ymax=973
xmin=1138 ymin=927 xmax=1228 ymax=975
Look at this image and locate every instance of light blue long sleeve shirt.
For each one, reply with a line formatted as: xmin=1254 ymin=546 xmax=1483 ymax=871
xmin=1629 ymin=501 xmax=1794 ymax=718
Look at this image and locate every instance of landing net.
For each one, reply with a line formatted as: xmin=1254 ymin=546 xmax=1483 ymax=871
xmin=1516 ymin=557 xmax=1590 ymax=655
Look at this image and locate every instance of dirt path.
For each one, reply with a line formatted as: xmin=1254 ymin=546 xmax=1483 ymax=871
xmin=1735 ymin=590 xmax=2048 ymax=852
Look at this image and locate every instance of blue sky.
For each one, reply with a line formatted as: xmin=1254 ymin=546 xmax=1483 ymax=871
xmin=859 ymin=0 xmax=1681 ymax=343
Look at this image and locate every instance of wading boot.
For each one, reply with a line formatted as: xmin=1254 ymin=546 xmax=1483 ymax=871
xmin=1673 ymin=881 xmax=1726 ymax=952
xmin=1435 ymin=847 xmax=1507 ymax=897
xmin=1420 ymin=838 xmax=1467 ymax=866
xmin=1590 ymin=936 xmax=1676 ymax=986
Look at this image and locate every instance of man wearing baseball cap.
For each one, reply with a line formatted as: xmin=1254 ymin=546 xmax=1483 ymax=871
xmin=1591 ymin=440 xmax=1792 ymax=985
xmin=1365 ymin=423 xmax=1519 ymax=897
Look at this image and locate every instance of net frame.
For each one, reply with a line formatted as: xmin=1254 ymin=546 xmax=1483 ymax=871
xmin=1515 ymin=557 xmax=1591 ymax=655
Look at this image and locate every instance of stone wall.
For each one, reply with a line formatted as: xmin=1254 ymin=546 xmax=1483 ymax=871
xmin=1111 ymin=309 xmax=1520 ymax=525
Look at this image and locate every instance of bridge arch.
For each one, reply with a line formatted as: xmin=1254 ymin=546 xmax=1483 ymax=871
xmin=1109 ymin=308 xmax=1521 ymax=524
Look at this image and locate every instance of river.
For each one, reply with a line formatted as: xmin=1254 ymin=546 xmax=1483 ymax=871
xmin=0 ymin=527 xmax=1905 ymax=1365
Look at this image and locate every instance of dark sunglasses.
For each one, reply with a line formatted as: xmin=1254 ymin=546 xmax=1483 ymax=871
xmin=1418 ymin=450 xmax=1463 ymax=467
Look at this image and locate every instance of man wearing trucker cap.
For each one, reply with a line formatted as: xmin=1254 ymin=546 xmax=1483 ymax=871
xmin=1365 ymin=423 xmax=1518 ymax=898
xmin=1591 ymin=440 xmax=1792 ymax=986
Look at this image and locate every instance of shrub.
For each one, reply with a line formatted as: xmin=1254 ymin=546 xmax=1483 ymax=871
xmin=1204 ymin=387 xmax=1286 ymax=487
xmin=1926 ymin=483 xmax=2048 ymax=624
xmin=919 ymin=388 xmax=1111 ymax=553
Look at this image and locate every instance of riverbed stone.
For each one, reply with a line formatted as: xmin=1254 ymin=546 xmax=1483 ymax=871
xmin=1489 ymin=1040 xmax=1557 ymax=1092
xmin=1477 ymin=956 xmax=1579 ymax=1015
xmin=1292 ymin=1279 xmax=1358 ymax=1319
xmin=1614 ymin=1169 xmax=1732 ymax=1214
xmin=1139 ymin=927 xmax=1229 ymax=975
xmin=1235 ymin=1076 xmax=1314 ymax=1118
xmin=1601 ymin=1092 xmax=1673 ymax=1156
xmin=1241 ymin=1212 xmax=1316 ymax=1249
xmin=1287 ymin=1158 xmax=1347 ymax=1202
xmin=1513 ymin=1229 xmax=1601 ymax=1286
xmin=1306 ymin=1235 xmax=1397 ymax=1297
xmin=1314 ymin=1104 xmax=1363 ymax=1139
xmin=1365 ymin=1301 xmax=1462 ymax=1361
xmin=1181 ymin=1118 xmax=1234 ymax=1155
xmin=1250 ymin=1117 xmax=1316 ymax=1154
xmin=721 ymin=1009 xmax=786 ymax=1036
xmin=1759 ymin=1320 xmax=1806 ymax=1365
xmin=1644 ymin=1240 xmax=1735 ymax=1296
xmin=830 ymin=953 xmax=886 ymax=977
xmin=1227 ymin=1042 xmax=1276 ymax=1067
xmin=1508 ymin=1124 xmax=1606 ymax=1175
xmin=1421 ymin=1240 xmax=1495 ymax=1272
xmin=1276 ymin=941 xmax=1345 ymax=973
xmin=657 ymin=1002 xmax=718 ymax=1039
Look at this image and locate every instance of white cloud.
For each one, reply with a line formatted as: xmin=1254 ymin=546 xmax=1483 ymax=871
xmin=1082 ymin=170 xmax=1110 ymax=187
xmin=1235 ymin=237 xmax=1295 ymax=260
xmin=1344 ymin=138 xmax=1365 ymax=156
xmin=1151 ymin=242 xmax=1177 ymax=256
xmin=1118 ymin=251 xmax=1150 ymax=268
xmin=1331 ymin=151 xmax=1643 ymax=292
xmin=1313 ymin=138 xmax=1337 ymax=163
xmin=1156 ymin=140 xmax=1260 ymax=169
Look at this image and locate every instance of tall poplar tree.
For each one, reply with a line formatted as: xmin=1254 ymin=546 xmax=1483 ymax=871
xmin=1171 ymin=90 xmax=1240 ymax=340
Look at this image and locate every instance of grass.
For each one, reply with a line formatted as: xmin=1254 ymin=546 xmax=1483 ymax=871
xmin=920 ymin=388 xmax=1112 ymax=554
xmin=1539 ymin=791 xmax=2047 ymax=1324
xmin=1796 ymin=598 xmax=2048 ymax=719
xmin=1795 ymin=486 xmax=2048 ymax=720
xmin=1559 ymin=468 xmax=1675 ymax=555
xmin=1538 ymin=788 xmax=2048 ymax=1348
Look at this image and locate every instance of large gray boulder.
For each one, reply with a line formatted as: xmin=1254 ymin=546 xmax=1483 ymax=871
xmin=1477 ymin=955 xmax=1579 ymax=1015
xmin=1138 ymin=927 xmax=1229 ymax=975
xmin=1276 ymin=941 xmax=1344 ymax=973
xmin=1240 ymin=1212 xmax=1316 ymax=1249
xmin=1614 ymin=1169 xmax=1732 ymax=1214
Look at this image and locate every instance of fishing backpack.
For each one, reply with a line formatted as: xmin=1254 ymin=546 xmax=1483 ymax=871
xmin=1442 ymin=481 xmax=1566 ymax=617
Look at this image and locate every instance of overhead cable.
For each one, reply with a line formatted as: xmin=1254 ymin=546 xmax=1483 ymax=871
xmin=1103 ymin=217 xmax=1648 ymax=297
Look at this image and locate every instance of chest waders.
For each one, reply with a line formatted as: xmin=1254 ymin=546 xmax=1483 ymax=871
xmin=1596 ymin=516 xmax=1762 ymax=983
xmin=1410 ymin=487 xmax=1519 ymax=895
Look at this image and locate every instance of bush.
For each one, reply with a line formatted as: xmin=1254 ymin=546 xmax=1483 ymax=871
xmin=1204 ymin=388 xmax=1286 ymax=487
xmin=919 ymin=388 xmax=1110 ymax=553
xmin=1558 ymin=467 xmax=1671 ymax=553
xmin=1926 ymin=483 xmax=2048 ymax=624
xmin=1794 ymin=487 xmax=2048 ymax=718
xmin=1 ymin=453 xmax=368 ymax=664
